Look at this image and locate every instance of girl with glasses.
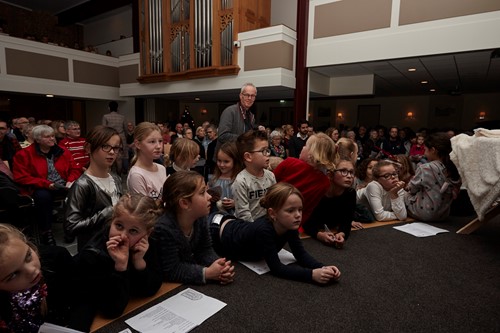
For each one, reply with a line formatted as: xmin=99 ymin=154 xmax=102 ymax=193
xmin=357 ymin=160 xmax=407 ymax=221
xmin=65 ymin=125 xmax=124 ymax=251
xmin=304 ymin=159 xmax=356 ymax=248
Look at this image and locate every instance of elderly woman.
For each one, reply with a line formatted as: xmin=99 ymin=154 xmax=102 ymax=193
xmin=13 ymin=124 xmax=81 ymax=245
xmin=269 ymin=130 xmax=287 ymax=159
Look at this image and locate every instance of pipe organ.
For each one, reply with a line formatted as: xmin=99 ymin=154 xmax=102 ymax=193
xmin=138 ymin=0 xmax=270 ymax=83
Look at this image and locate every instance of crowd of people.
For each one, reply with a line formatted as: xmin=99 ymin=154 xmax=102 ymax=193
xmin=0 ymin=84 xmax=465 ymax=332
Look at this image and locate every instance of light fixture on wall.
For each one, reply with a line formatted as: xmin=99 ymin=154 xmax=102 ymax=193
xmin=479 ymin=111 xmax=486 ymax=120
xmin=200 ymin=108 xmax=207 ymax=115
xmin=337 ymin=112 xmax=344 ymax=120
xmin=406 ymin=111 xmax=414 ymax=120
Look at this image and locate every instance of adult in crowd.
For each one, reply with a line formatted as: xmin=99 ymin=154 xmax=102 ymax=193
xmin=205 ymin=124 xmax=218 ymax=176
xmin=0 ymin=120 xmax=22 ymax=170
xmin=288 ymin=119 xmax=309 ymax=158
xmin=59 ymin=120 xmax=90 ymax=172
xmin=379 ymin=126 xmax=406 ymax=157
xmin=13 ymin=125 xmax=81 ymax=245
xmin=20 ymin=123 xmax=35 ymax=148
xmin=170 ymin=123 xmax=184 ymax=144
xmin=12 ymin=117 xmax=29 ymax=142
xmin=51 ymin=120 xmax=66 ymax=143
xmin=214 ymin=83 xmax=257 ymax=160
xmin=102 ymin=101 xmax=128 ymax=174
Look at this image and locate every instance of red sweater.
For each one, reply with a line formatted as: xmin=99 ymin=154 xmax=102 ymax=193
xmin=59 ymin=136 xmax=90 ymax=170
xmin=13 ymin=143 xmax=82 ymax=194
xmin=273 ymin=157 xmax=330 ymax=227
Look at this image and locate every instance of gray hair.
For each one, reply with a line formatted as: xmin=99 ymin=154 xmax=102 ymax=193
xmin=240 ymin=83 xmax=257 ymax=95
xmin=269 ymin=130 xmax=283 ymax=140
xmin=32 ymin=124 xmax=55 ymax=141
xmin=64 ymin=120 xmax=79 ymax=130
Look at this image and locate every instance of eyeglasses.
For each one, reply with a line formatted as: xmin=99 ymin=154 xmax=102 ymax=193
xmin=250 ymin=148 xmax=271 ymax=156
xmin=101 ymin=144 xmax=123 ymax=153
xmin=241 ymin=93 xmax=257 ymax=100
xmin=379 ymin=172 xmax=399 ymax=180
xmin=334 ymin=169 xmax=355 ymax=177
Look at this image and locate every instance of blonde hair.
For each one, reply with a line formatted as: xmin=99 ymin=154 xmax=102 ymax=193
xmin=131 ymin=122 xmax=162 ymax=166
xmin=166 ymin=138 xmax=200 ymax=168
xmin=305 ymin=133 xmax=336 ymax=174
xmin=112 ymin=194 xmax=162 ymax=232
xmin=335 ymin=137 xmax=358 ymax=166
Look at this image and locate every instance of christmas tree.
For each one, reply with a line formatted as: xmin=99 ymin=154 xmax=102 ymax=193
xmin=181 ymin=106 xmax=195 ymax=129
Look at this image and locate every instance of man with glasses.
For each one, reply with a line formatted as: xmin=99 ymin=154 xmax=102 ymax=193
xmin=214 ymin=83 xmax=257 ymax=162
xmin=59 ymin=120 xmax=89 ymax=171
xmin=0 ymin=120 xmax=22 ymax=170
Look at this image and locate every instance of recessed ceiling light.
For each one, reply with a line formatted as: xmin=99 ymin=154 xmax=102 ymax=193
xmin=46 ymin=94 xmax=54 ymax=97
xmin=429 ymin=89 xmax=436 ymax=92
xmin=421 ymin=80 xmax=428 ymax=84
xmin=194 ymin=97 xmax=200 ymax=101
xmin=408 ymin=68 xmax=417 ymax=72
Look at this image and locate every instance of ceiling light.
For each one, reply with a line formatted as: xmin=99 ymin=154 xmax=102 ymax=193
xmin=421 ymin=80 xmax=428 ymax=84
xmin=429 ymin=89 xmax=436 ymax=92
xmin=194 ymin=97 xmax=200 ymax=101
xmin=408 ymin=68 xmax=416 ymax=72
xmin=46 ymin=94 xmax=54 ymax=97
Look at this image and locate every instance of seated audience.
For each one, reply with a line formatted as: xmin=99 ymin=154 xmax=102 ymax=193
xmin=0 ymin=119 xmax=22 ymax=170
xmin=13 ymin=125 xmax=81 ymax=245
xmin=59 ymin=121 xmax=89 ymax=171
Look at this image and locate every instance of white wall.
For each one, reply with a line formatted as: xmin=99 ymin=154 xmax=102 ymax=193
xmin=271 ymin=0 xmax=297 ymax=30
xmin=83 ymin=6 xmax=133 ymax=47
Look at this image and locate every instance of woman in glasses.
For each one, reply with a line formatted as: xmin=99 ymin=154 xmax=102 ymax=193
xmin=358 ymin=160 xmax=407 ymax=221
xmin=65 ymin=125 xmax=124 ymax=251
xmin=304 ymin=159 xmax=356 ymax=248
